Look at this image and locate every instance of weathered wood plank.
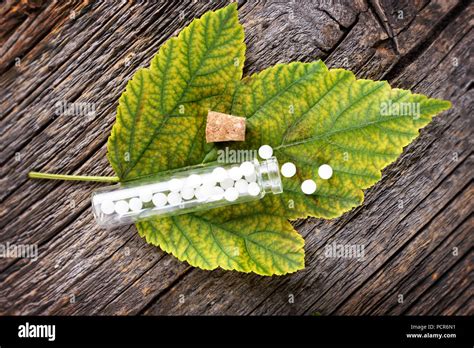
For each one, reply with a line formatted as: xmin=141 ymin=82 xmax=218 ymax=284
xmin=408 ymin=244 xmax=473 ymax=316
xmin=334 ymin=178 xmax=473 ymax=315
xmin=0 ymin=0 xmax=471 ymax=315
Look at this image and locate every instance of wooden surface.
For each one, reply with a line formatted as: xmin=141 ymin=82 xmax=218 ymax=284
xmin=0 ymin=0 xmax=472 ymax=315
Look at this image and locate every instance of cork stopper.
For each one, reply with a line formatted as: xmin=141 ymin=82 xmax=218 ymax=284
xmin=205 ymin=111 xmax=246 ymax=143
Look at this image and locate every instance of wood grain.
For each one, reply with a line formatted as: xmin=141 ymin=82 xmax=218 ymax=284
xmin=0 ymin=0 xmax=472 ymax=315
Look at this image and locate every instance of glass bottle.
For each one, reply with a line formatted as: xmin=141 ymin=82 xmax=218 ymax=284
xmin=92 ymin=157 xmax=283 ymax=228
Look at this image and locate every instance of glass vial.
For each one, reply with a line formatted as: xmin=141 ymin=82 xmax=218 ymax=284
xmin=92 ymin=157 xmax=283 ymax=228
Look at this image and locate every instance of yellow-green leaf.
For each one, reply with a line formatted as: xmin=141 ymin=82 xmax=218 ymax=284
xmin=138 ymin=199 xmax=304 ymax=276
xmin=107 ymin=4 xmax=305 ymax=276
xmin=107 ymin=3 xmax=245 ymax=180
xmin=227 ymin=61 xmax=451 ymax=219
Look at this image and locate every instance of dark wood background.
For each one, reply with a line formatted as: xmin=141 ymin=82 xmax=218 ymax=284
xmin=0 ymin=0 xmax=472 ymax=315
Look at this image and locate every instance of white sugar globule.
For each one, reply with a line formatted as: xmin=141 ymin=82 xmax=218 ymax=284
xmin=258 ymin=145 xmax=273 ymax=159
xmin=195 ymin=186 xmax=211 ymax=201
xmin=152 ymin=192 xmax=167 ymax=208
xmin=248 ymin=182 xmax=261 ymax=196
xmin=224 ymin=187 xmax=239 ymax=202
xmin=281 ymin=162 xmax=296 ymax=178
xmin=201 ymin=174 xmax=217 ymax=187
xmin=210 ymin=186 xmax=225 ymax=201
xmin=235 ymin=179 xmax=249 ymax=194
xmin=129 ymin=197 xmax=143 ymax=212
xmin=228 ymin=166 xmax=243 ymax=181
xmin=318 ymin=164 xmax=333 ymax=179
xmin=212 ymin=167 xmax=228 ymax=182
xmin=167 ymin=192 xmax=182 ymax=205
xmin=100 ymin=200 xmax=115 ymax=215
xmin=301 ymin=179 xmax=317 ymax=194
xmin=139 ymin=190 xmax=153 ymax=203
xmin=114 ymin=200 xmax=130 ymax=215
xmin=245 ymin=172 xmax=257 ymax=183
xmin=240 ymin=161 xmax=255 ymax=176
xmin=220 ymin=178 xmax=235 ymax=190
xmin=181 ymin=186 xmax=195 ymax=200
xmin=185 ymin=174 xmax=202 ymax=188
xmin=168 ymin=178 xmax=184 ymax=192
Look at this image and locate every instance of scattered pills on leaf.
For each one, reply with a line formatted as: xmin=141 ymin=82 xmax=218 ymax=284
xmin=318 ymin=164 xmax=333 ymax=180
xmin=258 ymin=145 xmax=273 ymax=159
xmin=301 ymin=179 xmax=317 ymax=194
xmin=281 ymin=162 xmax=296 ymax=178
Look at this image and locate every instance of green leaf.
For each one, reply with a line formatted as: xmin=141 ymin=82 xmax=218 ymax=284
xmin=107 ymin=4 xmax=305 ymax=276
xmin=227 ymin=61 xmax=451 ymax=219
xmin=137 ymin=199 xmax=304 ymax=276
xmin=107 ymin=3 xmax=245 ymax=180
xmin=106 ymin=5 xmax=451 ymax=275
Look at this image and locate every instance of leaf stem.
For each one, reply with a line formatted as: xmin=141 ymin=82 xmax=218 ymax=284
xmin=28 ymin=171 xmax=119 ymax=183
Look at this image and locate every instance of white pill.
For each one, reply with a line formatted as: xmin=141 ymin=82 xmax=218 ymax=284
xmin=167 ymin=192 xmax=182 ymax=205
xmin=129 ymin=197 xmax=143 ymax=212
xmin=245 ymin=172 xmax=257 ymax=183
xmin=185 ymin=174 xmax=202 ymax=188
xmin=152 ymin=192 xmax=167 ymax=207
xmin=228 ymin=166 xmax=243 ymax=181
xmin=318 ymin=164 xmax=333 ymax=180
xmin=301 ymin=179 xmax=317 ymax=194
xmin=281 ymin=162 xmax=296 ymax=178
xmin=114 ymin=200 xmax=129 ymax=215
xmin=224 ymin=187 xmax=239 ymax=202
xmin=248 ymin=182 xmax=261 ymax=196
xmin=234 ymin=179 xmax=249 ymax=194
xmin=100 ymin=200 xmax=115 ymax=215
xmin=220 ymin=178 xmax=234 ymax=190
xmin=240 ymin=161 xmax=255 ymax=177
xmin=201 ymin=174 xmax=217 ymax=187
xmin=181 ymin=186 xmax=195 ymax=200
xmin=212 ymin=167 xmax=228 ymax=182
xmin=168 ymin=178 xmax=184 ymax=192
xmin=139 ymin=190 xmax=153 ymax=203
xmin=195 ymin=186 xmax=211 ymax=201
xmin=258 ymin=145 xmax=273 ymax=159
xmin=210 ymin=186 xmax=225 ymax=201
